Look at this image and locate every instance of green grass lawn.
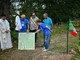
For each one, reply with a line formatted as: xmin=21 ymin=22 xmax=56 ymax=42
xmin=53 ymin=24 xmax=80 ymax=60
xmin=0 ymin=24 xmax=80 ymax=60
xmin=36 ymin=24 xmax=80 ymax=60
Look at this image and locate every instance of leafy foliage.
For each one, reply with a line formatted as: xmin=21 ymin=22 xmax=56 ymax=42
xmin=19 ymin=0 xmax=80 ymax=23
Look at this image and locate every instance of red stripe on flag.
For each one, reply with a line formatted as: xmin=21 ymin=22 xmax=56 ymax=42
xmin=70 ymin=28 xmax=77 ymax=37
xmin=70 ymin=32 xmax=77 ymax=37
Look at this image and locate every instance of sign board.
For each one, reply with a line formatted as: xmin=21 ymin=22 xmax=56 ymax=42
xmin=18 ymin=33 xmax=35 ymax=50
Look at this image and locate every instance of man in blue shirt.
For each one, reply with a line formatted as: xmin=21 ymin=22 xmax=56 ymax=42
xmin=35 ymin=20 xmax=52 ymax=51
xmin=43 ymin=13 xmax=53 ymax=29
xmin=42 ymin=13 xmax=53 ymax=47
xmin=20 ymin=14 xmax=29 ymax=32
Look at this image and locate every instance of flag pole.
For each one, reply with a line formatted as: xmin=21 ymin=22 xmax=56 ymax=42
xmin=67 ymin=19 xmax=69 ymax=54
xmin=79 ymin=20 xmax=80 ymax=41
xmin=67 ymin=30 xmax=69 ymax=54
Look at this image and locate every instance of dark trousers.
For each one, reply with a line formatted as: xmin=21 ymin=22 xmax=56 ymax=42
xmin=30 ymin=30 xmax=37 ymax=43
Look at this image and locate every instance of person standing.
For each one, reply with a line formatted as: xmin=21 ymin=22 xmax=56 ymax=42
xmin=15 ymin=15 xmax=22 ymax=31
xmin=43 ymin=13 xmax=53 ymax=29
xmin=0 ymin=14 xmax=13 ymax=50
xmin=42 ymin=13 xmax=53 ymax=47
xmin=35 ymin=20 xmax=52 ymax=51
xmin=20 ymin=14 xmax=29 ymax=32
xmin=29 ymin=13 xmax=39 ymax=43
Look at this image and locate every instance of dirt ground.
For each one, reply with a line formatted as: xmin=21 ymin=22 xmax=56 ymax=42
xmin=0 ymin=34 xmax=73 ymax=60
xmin=0 ymin=49 xmax=72 ymax=60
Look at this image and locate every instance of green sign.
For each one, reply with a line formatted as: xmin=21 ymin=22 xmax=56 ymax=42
xmin=18 ymin=33 xmax=35 ymax=50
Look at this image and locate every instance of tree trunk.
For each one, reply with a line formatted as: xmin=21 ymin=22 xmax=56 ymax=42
xmin=2 ymin=0 xmax=10 ymax=20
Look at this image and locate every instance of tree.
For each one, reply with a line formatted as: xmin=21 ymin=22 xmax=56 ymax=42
xmin=2 ymin=0 xmax=10 ymax=19
xmin=19 ymin=0 xmax=80 ymax=23
xmin=0 ymin=1 xmax=2 ymax=15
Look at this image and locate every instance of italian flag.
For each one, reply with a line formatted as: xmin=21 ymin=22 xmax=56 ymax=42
xmin=69 ymin=20 xmax=77 ymax=37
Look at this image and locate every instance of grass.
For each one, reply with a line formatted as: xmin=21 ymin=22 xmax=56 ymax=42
xmin=0 ymin=24 xmax=80 ymax=60
xmin=53 ymin=24 xmax=80 ymax=60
